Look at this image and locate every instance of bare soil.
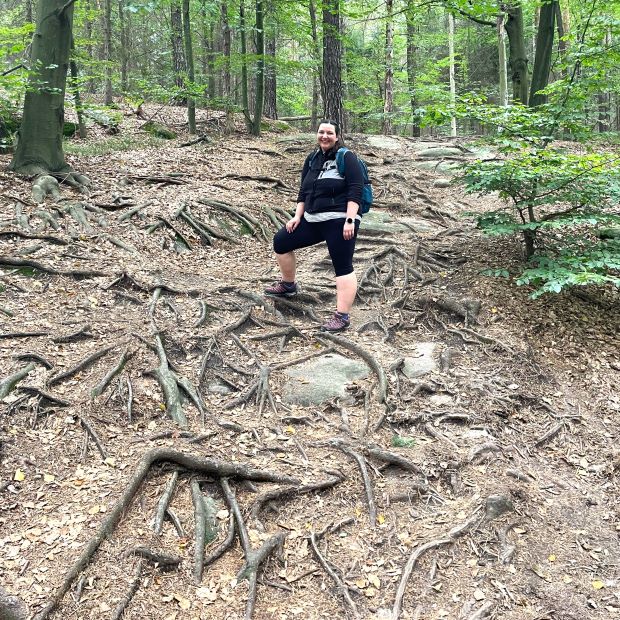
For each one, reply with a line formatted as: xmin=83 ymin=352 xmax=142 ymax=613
xmin=1 ymin=106 xmax=619 ymax=620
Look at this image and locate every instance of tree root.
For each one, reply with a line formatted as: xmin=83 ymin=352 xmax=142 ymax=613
xmin=363 ymin=445 xmax=425 ymax=476
xmin=197 ymin=197 xmax=268 ymax=241
xmin=249 ymin=474 xmax=344 ymax=520
xmin=317 ymin=333 xmax=388 ymax=404
xmin=123 ymin=547 xmax=182 ymax=569
xmin=220 ymin=477 xmax=288 ymax=619
xmin=47 ymin=345 xmax=115 ymax=387
xmin=415 ymin=295 xmax=481 ymax=324
xmin=91 ymin=348 xmax=132 ymax=398
xmin=52 ymin=324 xmax=93 ymax=343
xmin=309 ymin=530 xmax=359 ymax=619
xmin=204 ymin=512 xmax=236 ymax=568
xmin=78 ymin=415 xmax=107 ymax=460
xmin=152 ymin=471 xmax=179 ymax=535
xmin=14 ymin=352 xmax=54 ymax=370
xmin=0 ymin=363 xmax=36 ymax=398
xmin=18 ymin=386 xmax=71 ymax=408
xmin=533 ymin=421 xmax=565 ymax=448
xmin=0 ymin=256 xmax=108 ymax=279
xmin=110 ymin=560 xmax=143 ymax=620
xmin=31 ymin=448 xmax=298 ymax=620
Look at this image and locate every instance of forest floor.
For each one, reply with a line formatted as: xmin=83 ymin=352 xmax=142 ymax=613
xmin=0 ymin=106 xmax=619 ymax=620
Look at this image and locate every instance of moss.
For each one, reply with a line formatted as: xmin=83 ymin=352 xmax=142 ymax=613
xmin=142 ymin=121 xmax=177 ymax=140
xmin=391 ymin=435 xmax=416 ymax=448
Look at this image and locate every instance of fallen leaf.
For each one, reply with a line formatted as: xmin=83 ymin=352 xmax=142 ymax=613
xmin=14 ymin=469 xmax=25 ymax=482
xmin=473 ymin=589 xmax=485 ymax=601
xmin=592 ymin=580 xmax=605 ymax=590
xmin=43 ymin=473 xmax=55 ymax=483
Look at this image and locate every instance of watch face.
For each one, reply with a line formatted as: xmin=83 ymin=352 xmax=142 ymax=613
xmin=346 ymin=217 xmax=354 ymax=224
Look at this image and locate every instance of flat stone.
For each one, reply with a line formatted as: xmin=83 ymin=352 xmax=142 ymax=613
xmin=207 ymin=379 xmax=234 ymax=395
xmin=362 ymin=210 xmax=407 ymax=233
xmin=402 ymin=343 xmax=440 ymax=379
xmin=433 ymin=178 xmax=451 ymax=188
xmin=408 ymin=141 xmax=445 ymax=151
xmin=413 ymin=160 xmax=461 ymax=175
xmin=366 ymin=135 xmax=403 ymax=150
xmin=282 ymin=353 xmax=369 ymax=406
xmin=418 ymin=147 xmax=464 ymax=158
xmin=400 ymin=216 xmax=440 ymax=233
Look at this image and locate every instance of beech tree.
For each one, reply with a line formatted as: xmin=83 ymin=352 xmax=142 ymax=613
xmin=9 ymin=0 xmax=89 ymax=188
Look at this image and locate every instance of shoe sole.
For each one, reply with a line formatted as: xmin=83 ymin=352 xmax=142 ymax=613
xmin=320 ymin=324 xmax=350 ymax=332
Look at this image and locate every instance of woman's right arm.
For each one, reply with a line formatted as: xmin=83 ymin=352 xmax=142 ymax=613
xmin=287 ymin=202 xmax=304 ymax=232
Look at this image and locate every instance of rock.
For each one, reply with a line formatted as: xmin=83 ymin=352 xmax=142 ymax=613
xmin=0 ymin=587 xmax=28 ymax=620
xmin=361 ymin=211 xmax=438 ymax=235
xmin=207 ymin=379 xmax=234 ymax=395
xmin=366 ymin=135 xmax=402 ymax=150
xmin=417 ymin=147 xmax=464 ymax=158
xmin=433 ymin=178 xmax=451 ymax=188
xmin=484 ymin=495 xmax=514 ymax=521
xmin=598 ymin=227 xmax=620 ymax=240
xmin=413 ymin=160 xmax=461 ymax=175
xmin=401 ymin=343 xmax=440 ymax=379
xmin=282 ymin=353 xmax=369 ymax=406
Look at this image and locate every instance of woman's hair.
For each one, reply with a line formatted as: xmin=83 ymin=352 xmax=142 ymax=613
xmin=317 ymin=119 xmax=344 ymax=150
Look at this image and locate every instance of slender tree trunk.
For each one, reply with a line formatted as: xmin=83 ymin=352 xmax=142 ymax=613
xmin=263 ymin=2 xmax=277 ymax=120
xmin=498 ymin=14 xmax=508 ymax=106
xmin=405 ymin=0 xmax=420 ymax=137
xmin=529 ymin=0 xmax=556 ymax=107
xmin=504 ymin=4 xmax=529 ymax=105
xmin=118 ymin=0 xmax=128 ymax=93
xmin=183 ymin=0 xmax=196 ymax=133
xmin=221 ymin=1 xmax=234 ymax=133
xmin=85 ymin=0 xmax=94 ymax=92
xmin=69 ymin=39 xmax=87 ymax=138
xmin=598 ymin=29 xmax=611 ymax=132
xmin=103 ymin=0 xmax=113 ymax=104
xmin=448 ymin=11 xmax=457 ymax=136
xmin=25 ymin=0 xmax=33 ymax=22
xmin=382 ymin=0 xmax=394 ymax=134
xmin=251 ymin=0 xmax=265 ymax=135
xmin=171 ymin=0 xmax=187 ymax=102
xmin=309 ymin=0 xmax=322 ymax=127
xmin=10 ymin=0 xmax=74 ymax=174
xmin=322 ymin=0 xmax=344 ymax=129
xmin=239 ymin=0 xmax=250 ymax=128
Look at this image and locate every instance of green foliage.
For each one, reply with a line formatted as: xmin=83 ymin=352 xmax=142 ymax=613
xmin=391 ymin=435 xmax=416 ymax=448
xmin=64 ymin=133 xmax=167 ymax=156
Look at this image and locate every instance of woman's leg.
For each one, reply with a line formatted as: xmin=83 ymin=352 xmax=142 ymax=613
xmin=335 ymin=272 xmax=357 ymax=313
xmin=276 ymin=251 xmax=296 ymax=281
xmin=323 ymin=219 xmax=359 ymax=313
xmin=270 ymin=218 xmax=323 ymax=284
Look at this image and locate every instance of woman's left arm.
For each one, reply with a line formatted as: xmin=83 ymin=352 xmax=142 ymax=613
xmin=343 ymin=151 xmax=363 ymax=240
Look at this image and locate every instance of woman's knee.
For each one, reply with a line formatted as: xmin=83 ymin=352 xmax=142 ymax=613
xmin=273 ymin=228 xmax=290 ymax=254
xmin=334 ymin=264 xmax=354 ymax=277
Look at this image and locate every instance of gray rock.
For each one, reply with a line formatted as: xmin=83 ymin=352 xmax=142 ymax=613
xmin=282 ymin=353 xmax=369 ymax=406
xmin=0 ymin=587 xmax=28 ymax=620
xmin=413 ymin=160 xmax=461 ymax=175
xmin=433 ymin=178 xmax=451 ymax=188
xmin=408 ymin=141 xmax=445 ymax=151
xmin=418 ymin=147 xmax=464 ymax=158
xmin=361 ymin=211 xmax=439 ymax=235
xmin=207 ymin=379 xmax=234 ymax=395
xmin=367 ymin=135 xmax=402 ymax=150
xmin=400 ymin=217 xmax=440 ymax=233
xmin=402 ymin=343 xmax=440 ymax=379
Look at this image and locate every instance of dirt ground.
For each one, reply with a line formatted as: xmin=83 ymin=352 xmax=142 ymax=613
xmin=1 ymin=107 xmax=619 ymax=620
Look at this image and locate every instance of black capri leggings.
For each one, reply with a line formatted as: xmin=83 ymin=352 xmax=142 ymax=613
xmin=273 ymin=217 xmax=360 ymax=277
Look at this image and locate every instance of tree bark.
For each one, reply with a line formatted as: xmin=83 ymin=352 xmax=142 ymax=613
xmin=118 ymin=0 xmax=128 ymax=93
xmin=504 ymin=4 xmax=529 ymax=105
xmin=448 ymin=10 xmax=457 ymax=136
xmin=103 ymin=0 xmax=113 ymax=104
xmin=251 ymin=0 xmax=265 ymax=135
xmin=182 ymin=0 xmax=196 ymax=133
xmin=382 ymin=0 xmax=394 ymax=134
xmin=309 ymin=0 xmax=322 ymax=128
xmin=171 ymin=0 xmax=187 ymax=103
xmin=221 ymin=1 xmax=234 ymax=133
xmin=240 ymin=0 xmax=250 ymax=122
xmin=10 ymin=0 xmax=77 ymax=176
xmin=529 ymin=0 xmax=556 ymax=107
xmin=263 ymin=4 xmax=277 ymax=120
xmin=498 ymin=13 xmax=508 ymax=106
xmin=405 ymin=0 xmax=420 ymax=136
xmin=69 ymin=39 xmax=87 ymax=138
xmin=322 ymin=0 xmax=344 ymax=130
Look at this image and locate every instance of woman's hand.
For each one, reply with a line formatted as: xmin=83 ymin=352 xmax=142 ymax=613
xmin=343 ymin=220 xmax=355 ymax=240
xmin=286 ymin=215 xmax=301 ymax=233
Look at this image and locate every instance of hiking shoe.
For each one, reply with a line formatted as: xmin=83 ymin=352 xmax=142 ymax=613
xmin=264 ymin=280 xmax=297 ymax=297
xmin=320 ymin=312 xmax=350 ymax=332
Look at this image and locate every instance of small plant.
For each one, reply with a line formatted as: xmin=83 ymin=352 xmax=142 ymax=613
xmin=391 ymin=435 xmax=416 ymax=448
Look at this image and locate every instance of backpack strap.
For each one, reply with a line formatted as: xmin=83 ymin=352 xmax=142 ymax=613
xmin=308 ymin=148 xmax=322 ymax=169
xmin=335 ymin=147 xmax=349 ymax=177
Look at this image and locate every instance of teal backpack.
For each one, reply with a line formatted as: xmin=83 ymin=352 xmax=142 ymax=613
xmin=310 ymin=147 xmax=374 ymax=214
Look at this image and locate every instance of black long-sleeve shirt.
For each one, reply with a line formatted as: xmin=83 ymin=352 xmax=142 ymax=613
xmin=296 ymin=147 xmax=364 ymax=215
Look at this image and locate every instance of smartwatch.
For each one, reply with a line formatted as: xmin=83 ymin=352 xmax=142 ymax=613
xmin=346 ymin=217 xmax=354 ymax=224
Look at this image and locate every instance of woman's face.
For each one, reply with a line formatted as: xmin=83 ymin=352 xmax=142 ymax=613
xmin=317 ymin=123 xmax=338 ymax=151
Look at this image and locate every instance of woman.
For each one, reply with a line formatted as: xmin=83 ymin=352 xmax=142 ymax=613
xmin=265 ymin=120 xmax=363 ymax=332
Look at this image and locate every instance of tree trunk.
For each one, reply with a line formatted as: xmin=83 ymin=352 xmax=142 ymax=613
xmin=239 ymin=0 xmax=250 ymax=128
xmin=25 ymin=0 xmax=33 ymax=22
xmin=103 ymin=0 xmax=113 ymax=104
xmin=118 ymin=0 xmax=128 ymax=93
xmin=69 ymin=39 xmax=87 ymax=139
xmin=309 ymin=0 xmax=322 ymax=127
xmin=448 ymin=11 xmax=457 ymax=136
xmin=263 ymin=11 xmax=277 ymax=120
xmin=382 ymin=0 xmax=394 ymax=134
xmin=498 ymin=14 xmax=508 ymax=106
xmin=183 ymin=0 xmax=196 ymax=133
xmin=251 ymin=0 xmax=265 ymax=135
xmin=405 ymin=0 xmax=420 ymax=137
xmin=221 ymin=1 xmax=234 ymax=133
xmin=10 ymin=0 xmax=76 ymax=176
xmin=171 ymin=0 xmax=187 ymax=102
xmin=529 ymin=0 xmax=556 ymax=107
xmin=322 ymin=0 xmax=344 ymax=130
xmin=504 ymin=4 xmax=529 ymax=105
